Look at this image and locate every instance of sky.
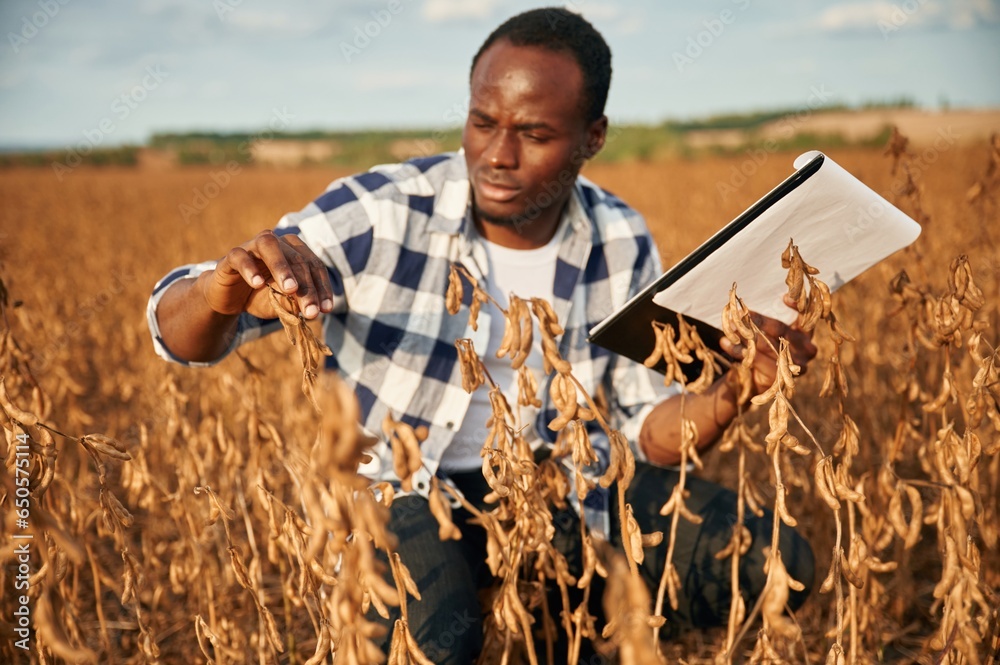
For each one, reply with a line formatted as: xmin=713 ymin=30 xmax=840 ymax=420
xmin=0 ymin=0 xmax=998 ymax=150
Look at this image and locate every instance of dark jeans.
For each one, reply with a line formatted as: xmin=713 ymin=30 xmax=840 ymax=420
xmin=369 ymin=461 xmax=815 ymax=663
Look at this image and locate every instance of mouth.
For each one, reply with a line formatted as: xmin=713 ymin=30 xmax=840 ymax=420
xmin=475 ymin=176 xmax=521 ymax=204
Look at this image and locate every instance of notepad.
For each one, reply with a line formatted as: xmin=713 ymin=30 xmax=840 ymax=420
xmin=587 ymin=151 xmax=922 ymax=377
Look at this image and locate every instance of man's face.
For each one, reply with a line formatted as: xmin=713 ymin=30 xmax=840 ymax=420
xmin=462 ymin=39 xmax=606 ymax=244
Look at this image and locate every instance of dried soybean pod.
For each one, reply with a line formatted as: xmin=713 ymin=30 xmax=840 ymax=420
xmin=513 ymin=297 xmax=533 ymax=370
xmin=402 ymin=623 xmax=436 ymax=665
xmin=888 ymin=490 xmax=910 ymax=539
xmin=392 ymin=552 xmax=422 ymax=600
xmin=81 ymin=434 xmax=132 ymax=460
xmin=815 ymin=456 xmax=841 ymax=511
xmin=600 ymin=436 xmax=621 ymax=488
xmin=390 ymin=436 xmax=410 ymax=487
xmin=532 ymin=297 xmax=564 ymax=336
xmin=659 ymin=486 xmax=681 ymax=516
xmin=643 ymin=323 xmax=665 ymax=368
xmin=954 ymin=485 xmax=977 ymax=520
xmin=268 ymin=288 xmax=301 ymax=326
xmin=0 ymin=377 xmax=39 ymax=426
xmin=903 ymin=485 xmax=924 ymax=549
xmin=775 ymin=483 xmax=798 ymax=527
xmin=446 ymin=265 xmax=463 ymax=315
xmin=303 ymin=626 xmax=331 ymax=665
xmin=815 ymin=278 xmax=833 ymax=318
xmin=495 ymin=299 xmax=518 ymax=360
xmin=398 ymin=423 xmax=423 ymax=476
xmin=388 ymin=620 xmax=407 ymax=664
xmin=625 ymin=504 xmax=644 ymax=565
xmin=662 ymin=323 xmax=693 ymax=364
xmin=819 ymin=553 xmax=838 ymax=593
xmin=428 ymin=477 xmax=461 ymax=541
xmin=840 ymin=550 xmax=864 ymax=589
xmin=833 ymin=468 xmax=865 ymax=504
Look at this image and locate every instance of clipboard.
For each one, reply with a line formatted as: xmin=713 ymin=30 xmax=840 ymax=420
xmin=587 ymin=151 xmax=920 ymax=379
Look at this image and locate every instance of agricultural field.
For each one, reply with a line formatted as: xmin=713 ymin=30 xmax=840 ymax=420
xmin=1 ymin=132 xmax=998 ymax=664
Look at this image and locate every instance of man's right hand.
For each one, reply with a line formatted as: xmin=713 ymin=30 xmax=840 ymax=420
xmin=155 ymin=230 xmax=334 ymax=363
xmin=203 ymin=230 xmax=334 ymax=320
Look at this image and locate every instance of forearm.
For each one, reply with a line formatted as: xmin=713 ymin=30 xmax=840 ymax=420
xmin=155 ymin=272 xmax=241 ymax=363
xmin=638 ymin=370 xmax=740 ymax=466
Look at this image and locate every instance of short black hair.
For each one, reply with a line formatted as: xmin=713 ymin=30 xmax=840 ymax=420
xmin=470 ymin=7 xmax=612 ymax=123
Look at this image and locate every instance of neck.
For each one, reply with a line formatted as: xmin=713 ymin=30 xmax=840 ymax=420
xmin=472 ymin=201 xmax=566 ymax=249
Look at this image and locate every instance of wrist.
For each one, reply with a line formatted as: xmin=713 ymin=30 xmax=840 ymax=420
xmin=196 ymin=269 xmax=245 ymax=317
xmin=713 ymin=372 xmax=740 ymax=428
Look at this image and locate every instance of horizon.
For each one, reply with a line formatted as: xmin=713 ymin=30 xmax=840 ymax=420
xmin=2 ymin=101 xmax=997 ymax=154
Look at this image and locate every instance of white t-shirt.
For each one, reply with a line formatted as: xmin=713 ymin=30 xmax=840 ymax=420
xmin=439 ymin=228 xmax=562 ymax=472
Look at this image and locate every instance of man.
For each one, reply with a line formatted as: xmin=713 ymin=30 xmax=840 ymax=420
xmin=148 ymin=8 xmax=816 ymax=661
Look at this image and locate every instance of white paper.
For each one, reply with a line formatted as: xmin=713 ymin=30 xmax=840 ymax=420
xmin=651 ymin=151 xmax=921 ymax=327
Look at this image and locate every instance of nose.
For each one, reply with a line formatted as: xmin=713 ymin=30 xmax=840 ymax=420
xmin=485 ymin=129 xmax=518 ymax=169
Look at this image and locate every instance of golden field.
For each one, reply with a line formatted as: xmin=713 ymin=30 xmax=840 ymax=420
xmin=1 ymin=135 xmax=998 ymax=664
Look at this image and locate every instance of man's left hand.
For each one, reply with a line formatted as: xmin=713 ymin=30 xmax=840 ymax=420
xmin=718 ymin=297 xmax=818 ymax=396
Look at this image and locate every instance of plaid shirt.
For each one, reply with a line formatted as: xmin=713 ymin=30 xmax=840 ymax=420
xmin=147 ymin=152 xmax=676 ymax=532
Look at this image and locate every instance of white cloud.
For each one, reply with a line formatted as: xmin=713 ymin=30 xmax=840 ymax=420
xmin=0 ymin=68 xmax=28 ymax=90
xmin=422 ymin=0 xmax=500 ymax=23
xmin=570 ymin=2 xmax=621 ymax=21
xmin=199 ymin=80 xmax=232 ymax=99
xmin=817 ymin=0 xmax=998 ymax=33
xmin=353 ymin=69 xmax=437 ymax=92
xmin=225 ymin=10 xmax=320 ymax=37
xmin=947 ymin=0 xmax=1000 ymax=27
xmin=67 ymin=44 xmax=104 ymax=66
xmin=818 ymin=2 xmax=903 ymax=31
xmin=612 ymin=14 xmax=644 ymax=36
xmin=571 ymin=3 xmax=646 ymax=35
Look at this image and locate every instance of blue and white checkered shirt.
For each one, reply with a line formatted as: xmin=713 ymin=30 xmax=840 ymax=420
xmin=147 ymin=152 xmax=676 ymax=532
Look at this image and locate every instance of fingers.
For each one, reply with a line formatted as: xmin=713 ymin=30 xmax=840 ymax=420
xmin=786 ymin=328 xmax=818 ymax=367
xmin=719 ymin=336 xmax=740 ymax=359
xmin=282 ymin=235 xmax=334 ymax=318
xmin=252 ymin=230 xmax=299 ymax=293
xmin=214 ymin=230 xmax=332 ymax=320
xmin=753 ymin=314 xmax=787 ymax=342
xmin=219 ymin=245 xmax=266 ymax=289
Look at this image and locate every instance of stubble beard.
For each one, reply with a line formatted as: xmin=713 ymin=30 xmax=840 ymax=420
xmin=472 ymin=200 xmax=524 ymax=229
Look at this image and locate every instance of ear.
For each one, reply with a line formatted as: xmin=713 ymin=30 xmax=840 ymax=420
xmin=584 ymin=115 xmax=608 ymax=159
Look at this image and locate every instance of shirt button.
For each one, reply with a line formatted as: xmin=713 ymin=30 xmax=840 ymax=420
xmin=446 ymin=421 xmax=455 ymax=429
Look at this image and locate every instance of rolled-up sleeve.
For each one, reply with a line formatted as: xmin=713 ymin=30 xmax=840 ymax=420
xmin=146 ymin=173 xmax=376 ymax=366
xmin=146 ymin=260 xmax=283 ymax=367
